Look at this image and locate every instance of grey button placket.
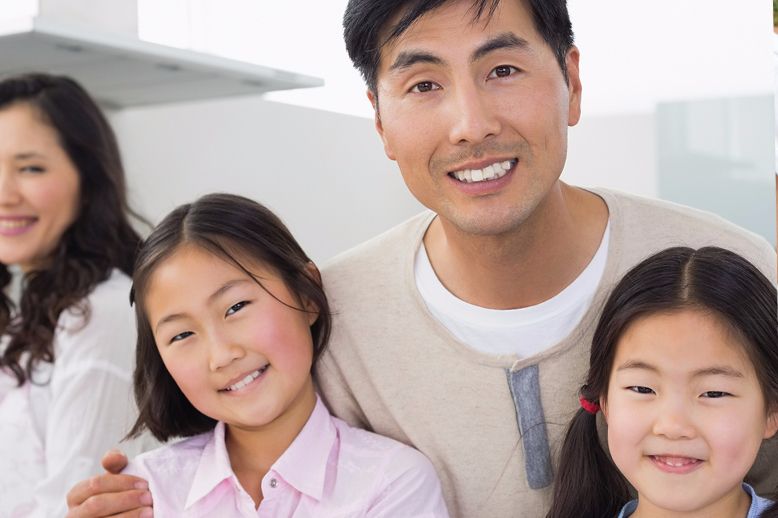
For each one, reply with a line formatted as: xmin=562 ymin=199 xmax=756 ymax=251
xmin=506 ymin=364 xmax=553 ymax=489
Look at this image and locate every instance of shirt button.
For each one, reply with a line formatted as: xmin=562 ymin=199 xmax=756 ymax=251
xmin=269 ymin=478 xmax=278 ymax=488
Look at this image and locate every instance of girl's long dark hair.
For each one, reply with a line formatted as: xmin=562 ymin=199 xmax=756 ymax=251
xmin=547 ymin=247 xmax=778 ymax=518
xmin=126 ymin=193 xmax=332 ymax=442
xmin=0 ymin=73 xmax=143 ymax=386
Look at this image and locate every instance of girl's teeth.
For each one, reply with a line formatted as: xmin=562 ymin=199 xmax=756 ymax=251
xmin=225 ymin=366 xmax=266 ymax=392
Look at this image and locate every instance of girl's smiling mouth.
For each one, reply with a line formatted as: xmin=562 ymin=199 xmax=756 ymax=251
xmin=220 ymin=364 xmax=270 ymax=393
xmin=648 ymin=454 xmax=704 ymax=474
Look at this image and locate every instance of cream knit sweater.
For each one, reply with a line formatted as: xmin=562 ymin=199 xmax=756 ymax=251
xmin=317 ymin=189 xmax=777 ymax=518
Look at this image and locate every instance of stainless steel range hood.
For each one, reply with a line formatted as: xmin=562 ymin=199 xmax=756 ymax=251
xmin=0 ymin=16 xmax=324 ymax=108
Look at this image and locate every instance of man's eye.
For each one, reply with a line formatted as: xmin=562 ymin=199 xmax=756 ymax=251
xmin=627 ymin=386 xmax=655 ymax=395
xmin=170 ymin=331 xmax=193 ymax=344
xmin=410 ymin=81 xmax=440 ymax=93
xmin=226 ymin=301 xmax=249 ymax=316
xmin=701 ymin=391 xmax=731 ymax=399
xmin=488 ymin=65 xmax=519 ymax=79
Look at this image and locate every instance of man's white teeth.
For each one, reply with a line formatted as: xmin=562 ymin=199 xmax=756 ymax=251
xmin=225 ymin=366 xmax=267 ymax=392
xmin=452 ymin=160 xmax=514 ymax=183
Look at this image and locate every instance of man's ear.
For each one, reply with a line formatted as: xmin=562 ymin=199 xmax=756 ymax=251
xmin=565 ymin=45 xmax=582 ymax=127
xmin=367 ymin=89 xmax=396 ymax=161
xmin=302 ymin=262 xmax=322 ymax=325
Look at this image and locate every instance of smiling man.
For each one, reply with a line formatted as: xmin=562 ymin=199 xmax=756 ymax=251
xmin=315 ymin=0 xmax=777 ymax=516
xmin=65 ymin=1 xmax=777 ymax=517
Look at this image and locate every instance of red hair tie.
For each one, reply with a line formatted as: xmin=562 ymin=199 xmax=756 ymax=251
xmin=579 ymin=395 xmax=600 ymax=415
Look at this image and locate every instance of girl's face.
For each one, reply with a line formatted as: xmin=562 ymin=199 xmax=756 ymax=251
xmin=144 ymin=244 xmax=318 ymax=432
xmin=0 ymin=103 xmax=80 ymax=271
xmin=603 ymin=309 xmax=778 ymax=516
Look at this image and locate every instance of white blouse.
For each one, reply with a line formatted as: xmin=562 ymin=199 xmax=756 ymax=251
xmin=0 ymin=270 xmax=147 ymax=517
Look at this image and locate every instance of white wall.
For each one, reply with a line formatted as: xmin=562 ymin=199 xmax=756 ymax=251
xmin=111 ymin=97 xmax=423 ymax=263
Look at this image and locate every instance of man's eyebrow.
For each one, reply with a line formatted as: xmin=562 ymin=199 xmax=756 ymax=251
xmin=471 ymin=32 xmax=529 ymax=62
xmin=389 ymin=51 xmax=443 ymax=72
xmin=388 ymin=32 xmax=530 ymax=73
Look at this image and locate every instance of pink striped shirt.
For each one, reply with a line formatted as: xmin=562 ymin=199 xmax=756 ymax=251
xmin=124 ymin=397 xmax=449 ymax=517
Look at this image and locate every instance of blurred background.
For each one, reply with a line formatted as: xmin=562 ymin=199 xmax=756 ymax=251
xmin=1 ymin=0 xmax=775 ymax=260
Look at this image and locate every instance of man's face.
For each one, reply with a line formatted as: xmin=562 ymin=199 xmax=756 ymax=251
xmin=371 ymin=0 xmax=581 ymax=237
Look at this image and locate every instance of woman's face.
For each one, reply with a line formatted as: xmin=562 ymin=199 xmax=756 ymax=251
xmin=0 ymin=102 xmax=81 ymax=271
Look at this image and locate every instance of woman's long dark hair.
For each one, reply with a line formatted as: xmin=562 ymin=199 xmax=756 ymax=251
xmin=126 ymin=193 xmax=332 ymax=442
xmin=0 ymin=73 xmax=143 ymax=385
xmin=547 ymin=247 xmax=778 ymax=518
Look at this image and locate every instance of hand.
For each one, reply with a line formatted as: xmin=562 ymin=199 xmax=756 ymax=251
xmin=66 ymin=450 xmax=153 ymax=518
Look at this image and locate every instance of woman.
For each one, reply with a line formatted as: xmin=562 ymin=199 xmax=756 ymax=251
xmin=0 ymin=73 xmax=146 ymax=516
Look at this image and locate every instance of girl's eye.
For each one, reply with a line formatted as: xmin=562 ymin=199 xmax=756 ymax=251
xmin=410 ymin=81 xmax=440 ymax=93
xmin=701 ymin=391 xmax=731 ymax=399
xmin=627 ymin=386 xmax=655 ymax=395
xmin=226 ymin=301 xmax=249 ymax=316
xmin=20 ymin=165 xmax=45 ymax=174
xmin=170 ymin=331 xmax=193 ymax=344
xmin=488 ymin=65 xmax=519 ymax=79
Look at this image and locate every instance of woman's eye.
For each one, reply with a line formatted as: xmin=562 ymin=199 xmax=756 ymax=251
xmin=627 ymin=386 xmax=655 ymax=395
xmin=488 ymin=65 xmax=519 ymax=79
xmin=226 ymin=301 xmax=249 ymax=316
xmin=20 ymin=165 xmax=45 ymax=174
xmin=701 ymin=391 xmax=731 ymax=399
xmin=410 ymin=81 xmax=440 ymax=93
xmin=170 ymin=331 xmax=193 ymax=344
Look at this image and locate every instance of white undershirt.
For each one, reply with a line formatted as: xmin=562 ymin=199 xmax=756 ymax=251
xmin=415 ymin=222 xmax=610 ymax=358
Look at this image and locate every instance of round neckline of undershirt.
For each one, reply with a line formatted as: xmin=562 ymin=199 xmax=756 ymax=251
xmin=414 ymin=221 xmax=611 ymax=327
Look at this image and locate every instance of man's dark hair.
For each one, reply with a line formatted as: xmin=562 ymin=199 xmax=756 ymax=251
xmin=126 ymin=193 xmax=332 ymax=442
xmin=343 ymin=0 xmax=574 ymax=94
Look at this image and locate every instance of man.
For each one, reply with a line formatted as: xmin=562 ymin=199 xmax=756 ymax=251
xmin=66 ymin=1 xmax=777 ymax=517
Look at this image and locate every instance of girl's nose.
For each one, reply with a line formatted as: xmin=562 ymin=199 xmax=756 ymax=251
xmin=651 ymin=400 xmax=697 ymax=440
xmin=208 ymin=336 xmax=245 ymax=372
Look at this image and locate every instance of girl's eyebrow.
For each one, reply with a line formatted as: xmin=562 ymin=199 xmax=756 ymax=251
xmin=616 ymin=360 xmax=658 ymax=373
xmin=615 ymin=360 xmax=744 ymax=379
xmin=691 ymin=366 xmax=744 ymax=379
xmin=154 ymin=278 xmax=251 ymax=333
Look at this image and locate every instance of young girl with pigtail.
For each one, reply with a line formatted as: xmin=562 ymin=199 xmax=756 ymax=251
xmin=547 ymin=247 xmax=778 ymax=518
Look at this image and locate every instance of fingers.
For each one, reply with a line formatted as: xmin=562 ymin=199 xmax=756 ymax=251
xmin=101 ymin=449 xmax=129 ymax=474
xmin=66 ymin=474 xmax=152 ymax=518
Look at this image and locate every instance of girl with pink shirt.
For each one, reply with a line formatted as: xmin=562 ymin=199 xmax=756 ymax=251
xmin=122 ymin=193 xmax=448 ymax=517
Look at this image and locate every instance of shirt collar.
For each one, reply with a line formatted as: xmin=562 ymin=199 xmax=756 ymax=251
xmin=270 ymin=395 xmax=337 ymax=501
xmin=185 ymin=422 xmax=234 ymax=510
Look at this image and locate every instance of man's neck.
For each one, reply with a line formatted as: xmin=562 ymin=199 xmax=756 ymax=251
xmin=423 ymin=183 xmax=608 ymax=309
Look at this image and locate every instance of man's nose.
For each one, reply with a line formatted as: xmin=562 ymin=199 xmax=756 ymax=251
xmin=447 ymin=82 xmax=501 ymax=146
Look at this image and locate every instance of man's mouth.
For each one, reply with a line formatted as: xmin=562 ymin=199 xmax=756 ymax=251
xmin=449 ymin=159 xmax=516 ymax=183
xmin=221 ymin=364 xmax=269 ymax=393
